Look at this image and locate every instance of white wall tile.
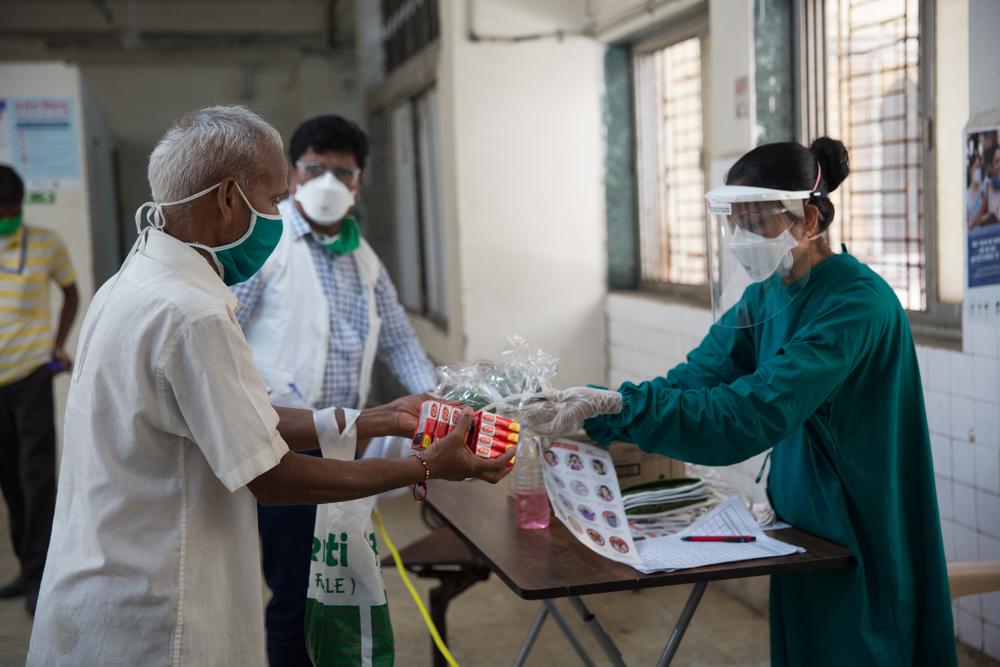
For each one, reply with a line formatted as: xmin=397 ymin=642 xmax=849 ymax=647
xmin=964 ymin=324 xmax=975 ymax=356
xmin=960 ymin=594 xmax=984 ymax=622
xmin=974 ymin=357 xmax=1000 ymax=404
xmin=985 ymin=622 xmax=1000 ymax=661
xmin=982 ymin=533 xmax=1000 ymax=561
xmin=606 ymin=294 xmax=632 ymax=322
xmin=931 ymin=435 xmax=952 ymax=477
xmin=928 ymin=349 xmax=952 ymax=392
xmin=984 ymin=593 xmax=1000 ymax=628
xmin=926 ymin=390 xmax=951 ymax=436
xmin=916 ymin=345 xmax=930 ymax=383
xmin=956 ymin=523 xmax=980 ymax=561
xmin=951 ymin=396 xmax=976 ymax=442
xmin=971 ymin=320 xmax=1000 ymax=359
xmin=953 ymin=442 xmax=978 ymax=487
xmin=955 ymin=483 xmax=978 ymax=528
xmin=958 ymin=609 xmax=984 ymax=650
xmin=977 ymin=445 xmax=1000 ymax=495
xmin=978 ymin=491 xmax=1000 ymax=539
xmin=937 ymin=476 xmax=955 ymax=520
xmin=975 ymin=401 xmax=1000 ymax=448
xmin=950 ymin=352 xmax=975 ymax=398
xmin=942 ymin=520 xmax=956 ymax=561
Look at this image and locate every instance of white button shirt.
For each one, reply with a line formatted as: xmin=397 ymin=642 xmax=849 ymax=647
xmin=27 ymin=230 xmax=289 ymax=666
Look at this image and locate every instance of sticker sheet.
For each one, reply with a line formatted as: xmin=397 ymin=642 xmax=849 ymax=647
xmin=541 ymin=439 xmax=644 ymax=568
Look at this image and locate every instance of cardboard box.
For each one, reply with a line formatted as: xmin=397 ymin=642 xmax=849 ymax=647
xmin=607 ymin=443 xmax=686 ymax=489
xmin=564 ymin=432 xmax=686 ymax=489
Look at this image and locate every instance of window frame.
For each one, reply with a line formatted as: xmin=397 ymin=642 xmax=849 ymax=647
xmin=631 ymin=17 xmax=713 ymax=306
xmin=796 ymin=0 xmax=960 ymax=344
xmin=385 ymin=83 xmax=449 ymax=330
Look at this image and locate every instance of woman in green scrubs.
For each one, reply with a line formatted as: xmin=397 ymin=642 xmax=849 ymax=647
xmin=557 ymin=138 xmax=956 ymax=665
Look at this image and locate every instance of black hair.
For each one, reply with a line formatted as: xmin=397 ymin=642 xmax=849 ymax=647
xmin=289 ymin=115 xmax=369 ymax=170
xmin=0 ymin=165 xmax=25 ymax=205
xmin=984 ymin=145 xmax=1000 ymax=177
xmin=725 ymin=137 xmax=850 ymax=232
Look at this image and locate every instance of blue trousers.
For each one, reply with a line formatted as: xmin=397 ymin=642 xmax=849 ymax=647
xmin=258 ymin=451 xmax=320 ymax=667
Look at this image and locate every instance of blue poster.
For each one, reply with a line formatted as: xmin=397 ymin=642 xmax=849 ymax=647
xmin=965 ymin=124 xmax=1000 ymax=319
xmin=968 ymin=224 xmax=1000 ymax=288
xmin=7 ymin=96 xmax=81 ymax=190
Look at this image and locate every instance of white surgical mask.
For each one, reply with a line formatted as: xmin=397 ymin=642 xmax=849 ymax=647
xmin=293 ymin=172 xmax=354 ymax=223
xmin=727 ymin=226 xmax=798 ymax=282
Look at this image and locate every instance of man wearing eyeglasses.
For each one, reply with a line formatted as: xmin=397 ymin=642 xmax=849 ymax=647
xmin=230 ymin=115 xmax=435 ymax=666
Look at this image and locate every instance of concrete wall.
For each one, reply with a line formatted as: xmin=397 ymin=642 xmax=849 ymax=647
xmin=455 ymin=0 xmax=606 ymax=386
xmin=936 ymin=0 xmax=969 ymax=304
xmin=412 ymin=0 xmax=608 ymax=386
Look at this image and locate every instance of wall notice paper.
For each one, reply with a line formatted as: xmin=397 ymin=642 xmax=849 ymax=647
xmin=7 ymin=97 xmax=82 ymax=191
xmin=966 ymin=120 xmax=1000 ymax=321
xmin=541 ymin=440 xmax=802 ymax=573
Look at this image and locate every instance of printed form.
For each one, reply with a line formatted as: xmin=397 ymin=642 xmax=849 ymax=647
xmin=634 ymin=497 xmax=804 ymax=574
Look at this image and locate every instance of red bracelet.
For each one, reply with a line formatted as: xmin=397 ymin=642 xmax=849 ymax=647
xmin=411 ymin=451 xmax=430 ymax=501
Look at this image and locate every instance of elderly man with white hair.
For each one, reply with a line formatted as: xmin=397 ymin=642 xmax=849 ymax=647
xmin=25 ymin=106 xmax=512 ymax=666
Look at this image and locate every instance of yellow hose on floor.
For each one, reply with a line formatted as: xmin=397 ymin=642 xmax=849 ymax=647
xmin=373 ymin=509 xmax=460 ymax=667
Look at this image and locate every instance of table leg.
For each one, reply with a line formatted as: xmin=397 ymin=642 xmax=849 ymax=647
xmin=656 ymin=582 xmax=708 ymax=667
xmin=512 ymin=604 xmax=548 ymax=667
xmin=544 ymin=600 xmax=599 ymax=667
xmin=568 ymin=596 xmax=628 ymax=667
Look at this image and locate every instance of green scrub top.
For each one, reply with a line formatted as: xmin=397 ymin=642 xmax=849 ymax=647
xmin=585 ymin=253 xmax=956 ymax=666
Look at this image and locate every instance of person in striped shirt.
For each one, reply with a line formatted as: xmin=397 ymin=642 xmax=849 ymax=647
xmin=0 ymin=165 xmax=79 ymax=614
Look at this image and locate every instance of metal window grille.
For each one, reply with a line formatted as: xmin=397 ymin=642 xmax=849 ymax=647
xmin=381 ymin=0 xmax=439 ymax=73
xmin=824 ymin=0 xmax=925 ymax=310
xmin=634 ymin=36 xmax=707 ymax=287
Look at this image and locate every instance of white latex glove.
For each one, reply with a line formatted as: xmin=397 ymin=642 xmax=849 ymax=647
xmin=525 ymin=387 xmax=623 ymax=437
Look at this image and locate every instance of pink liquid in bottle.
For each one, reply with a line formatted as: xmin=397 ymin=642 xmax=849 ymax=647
xmin=516 ymin=490 xmax=551 ymax=530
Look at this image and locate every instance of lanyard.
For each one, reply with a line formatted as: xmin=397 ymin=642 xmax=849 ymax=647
xmin=0 ymin=228 xmax=28 ymax=275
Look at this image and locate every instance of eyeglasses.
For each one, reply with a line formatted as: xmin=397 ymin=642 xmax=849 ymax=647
xmin=296 ymin=161 xmax=361 ymax=186
xmin=726 ymin=206 xmax=801 ymax=236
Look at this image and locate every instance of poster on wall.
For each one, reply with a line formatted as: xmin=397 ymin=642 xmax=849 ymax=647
xmin=0 ymin=99 xmax=11 ymax=166
xmin=966 ymin=121 xmax=1000 ymax=320
xmin=2 ymin=97 xmax=81 ymax=192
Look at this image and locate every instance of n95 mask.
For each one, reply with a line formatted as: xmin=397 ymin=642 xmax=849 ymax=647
xmin=727 ymin=226 xmax=798 ymax=283
xmin=294 ymin=172 xmax=354 ymax=223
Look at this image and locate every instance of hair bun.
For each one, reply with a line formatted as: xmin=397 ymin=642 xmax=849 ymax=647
xmin=810 ymin=137 xmax=850 ymax=192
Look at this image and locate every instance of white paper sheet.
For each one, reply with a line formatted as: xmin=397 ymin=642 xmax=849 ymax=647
xmin=633 ymin=497 xmax=804 ymax=574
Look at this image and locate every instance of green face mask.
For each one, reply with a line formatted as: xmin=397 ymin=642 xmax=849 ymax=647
xmin=314 ymin=216 xmax=360 ymax=255
xmin=0 ymin=214 xmax=23 ymax=237
xmin=135 ymin=182 xmax=283 ymax=286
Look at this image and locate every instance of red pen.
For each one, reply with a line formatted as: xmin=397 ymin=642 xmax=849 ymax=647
xmin=681 ymin=535 xmax=757 ymax=543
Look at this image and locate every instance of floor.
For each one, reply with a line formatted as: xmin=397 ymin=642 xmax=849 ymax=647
xmin=0 ymin=493 xmax=996 ymax=666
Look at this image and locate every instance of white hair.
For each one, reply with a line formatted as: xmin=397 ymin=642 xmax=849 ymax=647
xmin=147 ymin=105 xmax=283 ymax=207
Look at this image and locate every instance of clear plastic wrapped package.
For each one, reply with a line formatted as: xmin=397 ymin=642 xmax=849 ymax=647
xmin=434 ymin=335 xmax=559 ymax=424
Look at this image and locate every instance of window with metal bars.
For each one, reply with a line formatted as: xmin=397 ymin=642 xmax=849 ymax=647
xmin=381 ymin=0 xmax=439 ymax=73
xmin=823 ymin=0 xmax=928 ymax=312
xmin=633 ymin=34 xmax=709 ymax=293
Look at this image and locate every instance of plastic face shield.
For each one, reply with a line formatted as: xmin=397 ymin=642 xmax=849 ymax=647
xmin=706 ymin=185 xmax=816 ymax=329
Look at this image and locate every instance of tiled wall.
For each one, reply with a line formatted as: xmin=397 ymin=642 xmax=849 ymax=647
xmin=607 ymin=292 xmax=1000 ymax=659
